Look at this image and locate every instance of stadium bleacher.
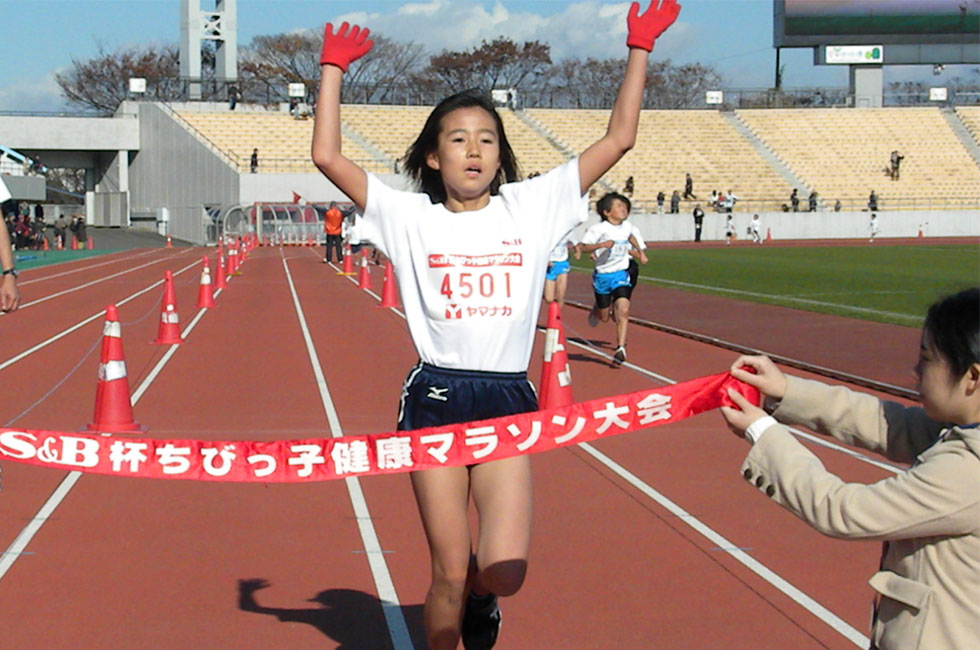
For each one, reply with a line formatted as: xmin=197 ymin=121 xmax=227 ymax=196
xmin=174 ymin=104 xmax=980 ymax=212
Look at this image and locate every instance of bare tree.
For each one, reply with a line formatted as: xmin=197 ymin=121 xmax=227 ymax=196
xmin=55 ymin=43 xmax=184 ymax=114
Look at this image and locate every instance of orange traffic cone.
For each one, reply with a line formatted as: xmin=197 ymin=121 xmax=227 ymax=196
xmin=166 ymin=235 xmax=173 ymax=248
xmin=214 ymin=252 xmax=228 ymax=290
xmin=88 ymin=304 xmax=141 ymax=432
xmin=307 ymin=232 xmax=314 ymax=247
xmin=71 ymin=236 xmax=78 ymax=250
xmin=765 ymin=227 xmax=772 ymax=242
xmin=42 ymin=237 xmax=50 ymax=251
xmin=378 ymin=261 xmax=399 ymax=308
xmin=196 ymin=257 xmax=215 ymax=308
xmin=917 ymin=225 xmax=924 ymax=238
xmin=356 ymin=250 xmax=371 ymax=289
xmin=87 ymin=236 xmax=94 ymax=250
xmin=152 ymin=271 xmax=185 ymax=345
xmin=339 ymin=245 xmax=355 ymax=275
xmin=56 ymin=236 xmax=64 ymax=250
xmin=227 ymin=248 xmax=239 ymax=275
xmin=539 ymin=301 xmax=573 ymax=410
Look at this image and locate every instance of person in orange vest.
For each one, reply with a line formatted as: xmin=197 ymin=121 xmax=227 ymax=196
xmin=323 ymin=201 xmax=344 ymax=263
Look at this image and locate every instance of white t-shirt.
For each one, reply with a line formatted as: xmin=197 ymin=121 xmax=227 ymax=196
xmin=751 ymin=217 xmax=761 ymax=233
xmin=361 ymin=158 xmax=587 ymax=372
xmin=630 ymin=224 xmax=647 ymax=250
xmin=548 ymin=233 xmax=578 ymax=263
xmin=726 ymin=218 xmax=736 ymax=234
xmin=581 ymin=220 xmax=635 ymax=274
xmin=870 ymin=218 xmax=879 ymax=234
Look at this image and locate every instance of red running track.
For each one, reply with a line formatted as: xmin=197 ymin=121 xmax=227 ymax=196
xmin=0 ymin=245 xmax=910 ymax=648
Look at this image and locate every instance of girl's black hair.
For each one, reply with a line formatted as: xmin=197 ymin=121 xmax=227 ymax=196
xmin=596 ymin=192 xmax=631 ymax=221
xmin=404 ymin=89 xmax=520 ymax=204
xmin=924 ymin=287 xmax=980 ymax=378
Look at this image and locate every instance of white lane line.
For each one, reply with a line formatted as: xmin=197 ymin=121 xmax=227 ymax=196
xmin=576 ymin=443 xmax=870 ymax=648
xmin=281 ymin=251 xmax=412 ymax=650
xmin=635 ymin=274 xmax=919 ymax=323
xmin=0 ymin=290 xmax=218 ymax=581
xmin=0 ymin=258 xmax=201 ymax=373
xmin=18 ymin=249 xmax=161 ymax=286
xmin=4 ymin=251 xmax=193 ymax=313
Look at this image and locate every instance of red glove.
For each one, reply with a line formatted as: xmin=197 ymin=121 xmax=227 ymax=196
xmin=320 ymin=21 xmax=373 ymax=72
xmin=626 ymin=0 xmax=681 ymax=52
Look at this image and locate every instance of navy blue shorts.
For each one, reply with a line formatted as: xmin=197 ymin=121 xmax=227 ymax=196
xmin=397 ymin=362 xmax=538 ymax=432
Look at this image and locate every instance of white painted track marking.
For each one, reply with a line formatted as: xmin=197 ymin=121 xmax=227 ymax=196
xmin=281 ymin=250 xmax=412 ymax=649
xmin=18 ymin=249 xmax=160 ymax=286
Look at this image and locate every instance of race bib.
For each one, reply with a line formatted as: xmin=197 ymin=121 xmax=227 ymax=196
xmin=427 ymin=251 xmax=526 ymax=322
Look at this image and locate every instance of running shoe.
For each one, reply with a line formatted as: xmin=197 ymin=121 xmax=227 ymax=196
xmin=588 ymin=308 xmax=600 ymax=327
xmin=462 ymin=592 xmax=501 ymax=650
xmin=613 ymin=346 xmax=627 ymax=364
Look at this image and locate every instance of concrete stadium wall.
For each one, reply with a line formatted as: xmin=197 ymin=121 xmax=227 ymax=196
xmin=129 ymin=103 xmax=240 ymax=244
xmin=582 ymin=209 xmax=980 ymax=243
xmin=0 ymin=114 xmax=139 ymax=151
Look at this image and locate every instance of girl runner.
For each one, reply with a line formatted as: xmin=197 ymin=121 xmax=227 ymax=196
xmin=311 ymin=3 xmax=681 ymax=647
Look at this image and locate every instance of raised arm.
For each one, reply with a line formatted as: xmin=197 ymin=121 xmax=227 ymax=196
xmin=578 ymin=0 xmax=680 ymax=194
xmin=311 ymin=22 xmax=373 ymax=210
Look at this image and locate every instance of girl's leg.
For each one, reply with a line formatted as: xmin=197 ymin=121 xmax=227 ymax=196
xmin=543 ymin=278 xmax=556 ymax=303
xmin=554 ymin=273 xmax=568 ymax=307
xmin=469 ymin=454 xmax=533 ymax=597
xmin=410 ymin=466 xmax=473 ymax=650
xmin=614 ymin=297 xmax=630 ymax=348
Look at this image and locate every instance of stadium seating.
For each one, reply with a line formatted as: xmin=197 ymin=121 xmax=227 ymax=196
xmin=955 ymin=106 xmax=980 ymax=144
xmin=172 ymin=105 xmax=980 ymax=212
xmin=737 ymin=107 xmax=980 ymax=210
xmin=527 ymin=108 xmax=792 ymax=210
xmin=175 ymin=110 xmax=390 ymax=174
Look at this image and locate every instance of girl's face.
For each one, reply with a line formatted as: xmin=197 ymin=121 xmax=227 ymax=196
xmin=426 ymin=106 xmax=501 ymax=210
xmin=914 ymin=330 xmax=968 ymax=422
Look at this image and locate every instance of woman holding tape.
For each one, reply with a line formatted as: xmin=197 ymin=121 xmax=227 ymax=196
xmin=720 ymin=288 xmax=980 ymax=649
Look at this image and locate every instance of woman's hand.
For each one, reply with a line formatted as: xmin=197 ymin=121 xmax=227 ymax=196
xmin=729 ymin=354 xmax=787 ymax=401
xmin=627 ymin=0 xmax=682 ymax=51
xmin=720 ymin=387 xmax=767 ymax=438
xmin=320 ymin=22 xmax=373 ymax=72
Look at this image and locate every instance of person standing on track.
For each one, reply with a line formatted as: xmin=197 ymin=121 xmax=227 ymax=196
xmin=749 ymin=213 xmax=762 ymax=244
xmin=581 ymin=192 xmax=648 ymax=365
xmin=0 ymin=177 xmax=20 ymax=312
xmin=311 ymin=3 xmax=680 ymax=647
xmin=725 ymin=213 xmax=736 ymax=246
xmin=322 ymin=201 xmax=344 ymax=263
xmin=869 ymin=212 xmax=879 ymax=243
xmin=720 ymin=287 xmax=980 ymax=650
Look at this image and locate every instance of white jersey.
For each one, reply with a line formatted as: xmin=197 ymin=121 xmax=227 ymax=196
xmin=726 ymin=219 xmax=736 ymax=235
xmin=581 ymin=220 xmax=635 ymax=274
xmin=751 ymin=217 xmax=761 ymax=233
xmin=870 ymin=219 xmax=879 ymax=234
xmin=548 ymin=233 xmax=577 ymax=263
xmin=361 ymin=158 xmax=587 ymax=372
xmin=630 ymin=224 xmax=647 ymax=250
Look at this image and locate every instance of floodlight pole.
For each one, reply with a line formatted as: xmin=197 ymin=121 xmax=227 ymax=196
xmin=180 ymin=0 xmax=238 ymax=101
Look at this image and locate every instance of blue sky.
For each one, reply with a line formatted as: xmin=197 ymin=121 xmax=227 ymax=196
xmin=0 ymin=0 xmax=971 ymax=112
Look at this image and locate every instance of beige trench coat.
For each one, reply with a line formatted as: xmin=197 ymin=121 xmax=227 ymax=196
xmin=740 ymin=376 xmax=980 ymax=649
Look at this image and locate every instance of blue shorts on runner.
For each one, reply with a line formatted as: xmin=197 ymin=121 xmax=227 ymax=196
xmin=398 ymin=362 xmax=538 ymax=432
xmin=545 ymin=259 xmax=570 ymax=281
xmin=592 ymin=269 xmax=631 ymax=295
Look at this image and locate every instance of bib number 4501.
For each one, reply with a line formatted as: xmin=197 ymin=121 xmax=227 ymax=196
xmin=440 ymin=272 xmax=512 ymax=300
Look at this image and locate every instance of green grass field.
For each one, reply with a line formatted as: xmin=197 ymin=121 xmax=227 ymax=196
xmin=572 ymin=244 xmax=980 ymax=327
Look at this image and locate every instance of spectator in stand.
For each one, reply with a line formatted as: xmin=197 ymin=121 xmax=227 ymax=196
xmin=868 ymin=190 xmax=878 ymax=211
xmin=709 ymin=190 xmax=718 ymax=211
xmin=723 ymin=189 xmax=737 ymax=213
xmin=670 ymin=189 xmax=680 ymax=213
xmin=228 ymin=84 xmax=241 ymax=110
xmin=790 ymin=188 xmax=799 ymax=212
xmin=656 ymin=190 xmax=665 ymax=214
xmin=834 ymin=199 xmax=842 ymax=212
xmin=890 ymin=150 xmax=904 ymax=180
xmin=623 ymin=175 xmax=634 ymax=197
xmin=808 ymin=190 xmax=818 ymax=212
xmin=692 ymin=203 xmax=704 ymax=242
xmin=250 ymin=148 xmax=259 ymax=173
xmin=683 ymin=172 xmax=696 ymax=199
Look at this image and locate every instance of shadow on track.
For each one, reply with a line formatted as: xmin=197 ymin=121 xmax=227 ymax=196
xmin=238 ymin=578 xmax=424 ymax=649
